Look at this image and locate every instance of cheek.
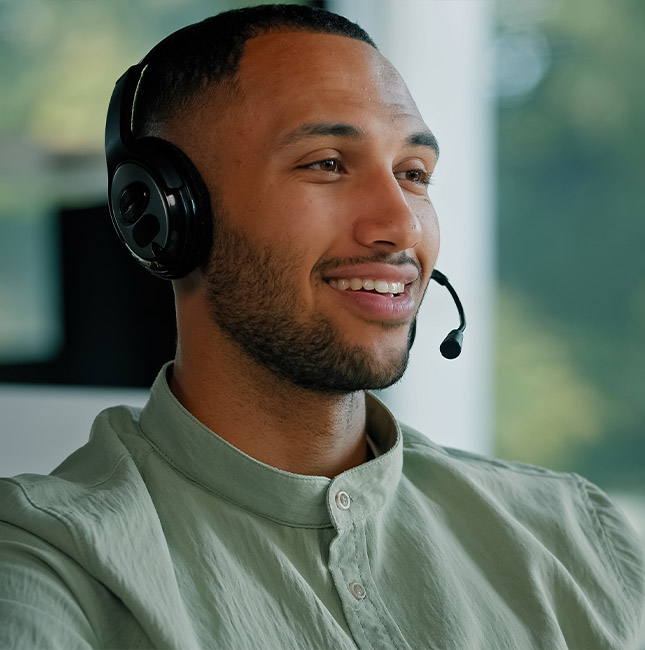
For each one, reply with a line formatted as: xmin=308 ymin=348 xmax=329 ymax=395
xmin=254 ymin=189 xmax=342 ymax=253
xmin=242 ymin=191 xmax=336 ymax=283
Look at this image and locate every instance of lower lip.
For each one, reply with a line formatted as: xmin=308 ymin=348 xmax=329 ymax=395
xmin=326 ymin=284 xmax=417 ymax=322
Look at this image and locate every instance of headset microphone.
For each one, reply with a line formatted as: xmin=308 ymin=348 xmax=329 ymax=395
xmin=430 ymin=269 xmax=467 ymax=359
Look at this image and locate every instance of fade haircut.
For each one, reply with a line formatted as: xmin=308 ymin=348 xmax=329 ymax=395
xmin=132 ymin=4 xmax=377 ymax=137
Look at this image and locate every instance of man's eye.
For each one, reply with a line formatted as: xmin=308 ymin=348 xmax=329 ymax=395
xmin=402 ymin=169 xmax=431 ymax=185
xmin=307 ymin=159 xmax=342 ymax=173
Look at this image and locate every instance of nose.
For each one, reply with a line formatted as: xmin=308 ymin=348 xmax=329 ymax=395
xmin=353 ymin=169 xmax=423 ymax=252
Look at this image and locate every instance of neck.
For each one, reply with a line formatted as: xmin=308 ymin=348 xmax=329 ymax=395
xmin=170 ymin=292 xmax=368 ymax=478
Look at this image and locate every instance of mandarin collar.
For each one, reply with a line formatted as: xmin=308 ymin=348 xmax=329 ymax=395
xmin=138 ymin=363 xmax=403 ymax=528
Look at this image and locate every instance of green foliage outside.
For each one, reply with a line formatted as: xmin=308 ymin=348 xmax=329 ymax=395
xmin=495 ymin=0 xmax=645 ymax=490
xmin=0 ymin=0 xmax=308 ymax=209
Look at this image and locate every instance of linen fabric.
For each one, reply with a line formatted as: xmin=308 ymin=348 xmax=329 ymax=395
xmin=0 ymin=363 xmax=643 ymax=649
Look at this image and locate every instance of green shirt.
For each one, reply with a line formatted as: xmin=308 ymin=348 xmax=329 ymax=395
xmin=1 ymin=364 xmax=643 ymax=649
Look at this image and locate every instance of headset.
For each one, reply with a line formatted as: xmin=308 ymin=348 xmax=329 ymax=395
xmin=105 ymin=53 xmax=466 ymax=357
xmin=105 ymin=58 xmax=213 ymax=279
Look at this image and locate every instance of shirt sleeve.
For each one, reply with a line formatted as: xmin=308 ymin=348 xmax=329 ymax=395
xmin=0 ymin=521 xmax=100 ymax=650
xmin=577 ymin=475 xmax=645 ymax=645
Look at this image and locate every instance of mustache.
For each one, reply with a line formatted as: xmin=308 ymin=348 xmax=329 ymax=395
xmin=313 ymin=251 xmax=422 ymax=277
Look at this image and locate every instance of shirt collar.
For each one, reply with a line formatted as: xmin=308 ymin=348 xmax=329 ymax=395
xmin=138 ymin=362 xmax=403 ymax=529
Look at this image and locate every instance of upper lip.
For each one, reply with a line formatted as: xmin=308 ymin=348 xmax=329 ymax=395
xmin=322 ymin=263 xmax=420 ymax=285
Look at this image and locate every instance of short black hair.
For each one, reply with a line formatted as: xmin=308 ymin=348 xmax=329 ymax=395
xmin=132 ymin=4 xmax=376 ymax=137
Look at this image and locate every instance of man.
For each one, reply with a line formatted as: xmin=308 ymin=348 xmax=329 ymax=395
xmin=0 ymin=5 xmax=643 ymax=649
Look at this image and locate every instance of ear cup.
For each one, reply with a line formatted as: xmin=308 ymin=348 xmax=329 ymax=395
xmin=106 ymin=64 xmax=213 ymax=279
xmin=108 ymin=136 xmax=213 ymax=279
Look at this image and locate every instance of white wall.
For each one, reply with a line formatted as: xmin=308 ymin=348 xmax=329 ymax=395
xmin=0 ymin=385 xmax=148 ymax=476
xmin=329 ymin=0 xmax=495 ymax=454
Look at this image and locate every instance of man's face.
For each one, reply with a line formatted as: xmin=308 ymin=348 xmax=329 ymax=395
xmin=177 ymin=30 xmax=440 ymax=393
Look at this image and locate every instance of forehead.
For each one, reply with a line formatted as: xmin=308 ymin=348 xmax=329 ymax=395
xmin=226 ymin=30 xmax=428 ymax=139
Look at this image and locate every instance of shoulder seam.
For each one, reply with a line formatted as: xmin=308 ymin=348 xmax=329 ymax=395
xmin=90 ymin=452 xmax=136 ymax=488
xmin=6 ymin=453 xmax=134 ymax=562
xmin=403 ymin=439 xmax=577 ymax=482
xmin=575 ymin=475 xmax=630 ymax=596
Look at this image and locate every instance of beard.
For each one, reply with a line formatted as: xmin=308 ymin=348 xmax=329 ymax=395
xmin=204 ymin=209 xmax=417 ymax=395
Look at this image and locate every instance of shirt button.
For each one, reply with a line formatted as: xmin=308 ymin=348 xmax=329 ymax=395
xmin=349 ymin=582 xmax=366 ymax=601
xmin=335 ymin=490 xmax=351 ymax=510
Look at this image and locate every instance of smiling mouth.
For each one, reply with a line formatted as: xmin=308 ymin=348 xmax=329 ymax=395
xmin=327 ymin=278 xmax=407 ymax=296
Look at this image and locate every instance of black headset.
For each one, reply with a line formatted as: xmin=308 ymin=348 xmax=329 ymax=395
xmin=105 ymin=57 xmax=213 ymax=279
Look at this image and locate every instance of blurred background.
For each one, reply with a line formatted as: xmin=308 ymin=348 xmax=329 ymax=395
xmin=0 ymin=0 xmax=643 ymax=605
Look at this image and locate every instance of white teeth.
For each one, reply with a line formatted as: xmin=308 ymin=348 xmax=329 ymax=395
xmin=374 ymin=281 xmax=389 ymax=293
xmin=328 ymin=278 xmax=406 ymax=294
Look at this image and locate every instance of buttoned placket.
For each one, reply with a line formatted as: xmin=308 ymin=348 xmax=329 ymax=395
xmin=326 ymin=476 xmax=413 ymax=650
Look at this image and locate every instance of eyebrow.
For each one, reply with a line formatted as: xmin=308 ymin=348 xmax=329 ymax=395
xmin=279 ymin=122 xmax=363 ymax=147
xmin=406 ymin=131 xmax=440 ymax=157
xmin=278 ymin=122 xmax=439 ymax=157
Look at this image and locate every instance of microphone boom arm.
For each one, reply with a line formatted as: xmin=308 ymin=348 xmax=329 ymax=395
xmin=430 ymin=269 xmax=467 ymax=359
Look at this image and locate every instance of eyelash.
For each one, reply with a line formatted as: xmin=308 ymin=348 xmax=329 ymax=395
xmin=306 ymin=158 xmax=345 ymax=173
xmin=401 ymin=169 xmax=433 ymax=187
xmin=304 ymin=158 xmax=433 ymax=187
